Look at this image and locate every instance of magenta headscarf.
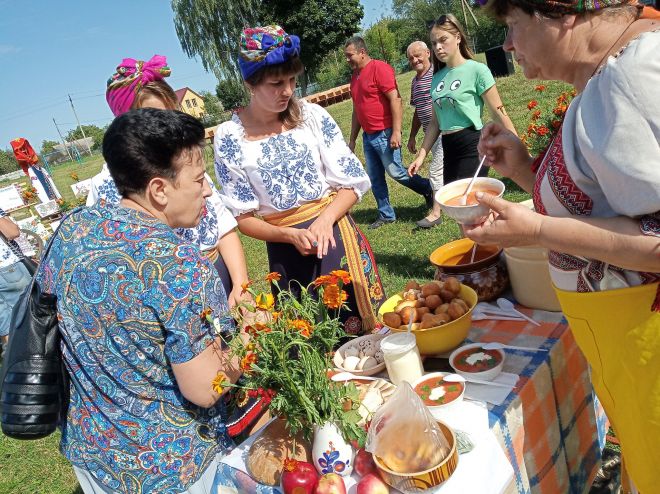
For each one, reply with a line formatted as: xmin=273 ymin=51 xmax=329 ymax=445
xmin=106 ymin=55 xmax=171 ymax=116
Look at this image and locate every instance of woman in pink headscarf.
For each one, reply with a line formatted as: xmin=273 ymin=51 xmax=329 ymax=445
xmin=87 ymin=55 xmax=251 ymax=310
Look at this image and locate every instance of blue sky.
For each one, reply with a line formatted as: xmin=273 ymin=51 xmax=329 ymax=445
xmin=0 ymin=0 xmax=391 ymax=152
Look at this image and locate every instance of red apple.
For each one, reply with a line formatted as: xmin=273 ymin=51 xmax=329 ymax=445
xmin=282 ymin=460 xmax=319 ymax=494
xmin=354 ymin=448 xmax=377 ymax=477
xmin=356 ymin=472 xmax=390 ymax=494
xmin=314 ymin=473 xmax=346 ymax=494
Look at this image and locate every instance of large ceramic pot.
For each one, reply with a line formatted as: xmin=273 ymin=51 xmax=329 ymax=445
xmin=312 ymin=422 xmax=354 ymax=476
xmin=430 ymin=238 xmax=509 ymax=302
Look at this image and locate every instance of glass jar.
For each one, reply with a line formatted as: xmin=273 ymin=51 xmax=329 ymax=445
xmin=380 ymin=333 xmax=424 ymax=386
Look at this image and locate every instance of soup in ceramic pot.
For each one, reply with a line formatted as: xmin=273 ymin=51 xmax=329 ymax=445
xmin=443 ymin=187 xmax=500 ymax=206
xmin=414 ymin=375 xmax=464 ymax=406
xmin=452 ymin=347 xmax=502 ymax=373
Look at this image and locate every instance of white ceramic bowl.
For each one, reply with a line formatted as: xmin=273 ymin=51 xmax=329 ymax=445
xmin=449 ymin=342 xmax=505 ymax=381
xmin=435 ymin=177 xmax=505 ymax=225
xmin=411 ymin=372 xmax=465 ymax=419
xmin=333 ymin=333 xmax=386 ymax=376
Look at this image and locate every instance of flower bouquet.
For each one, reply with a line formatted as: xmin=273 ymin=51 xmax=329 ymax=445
xmin=522 ymin=85 xmax=576 ymax=157
xmin=219 ymin=270 xmax=367 ymax=447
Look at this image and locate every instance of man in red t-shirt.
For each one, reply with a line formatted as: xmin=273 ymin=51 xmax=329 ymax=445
xmin=344 ymin=36 xmax=433 ymax=229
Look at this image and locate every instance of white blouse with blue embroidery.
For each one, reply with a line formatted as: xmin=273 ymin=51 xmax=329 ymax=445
xmin=213 ymin=101 xmax=370 ymax=217
xmin=86 ymin=165 xmax=237 ymax=252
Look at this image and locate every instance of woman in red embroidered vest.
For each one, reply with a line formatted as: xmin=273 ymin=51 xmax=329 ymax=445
xmin=464 ymin=0 xmax=660 ymax=491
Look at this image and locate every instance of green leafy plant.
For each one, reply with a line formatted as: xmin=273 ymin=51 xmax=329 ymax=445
xmin=219 ymin=271 xmax=367 ymax=446
xmin=522 ymin=85 xmax=576 ymax=157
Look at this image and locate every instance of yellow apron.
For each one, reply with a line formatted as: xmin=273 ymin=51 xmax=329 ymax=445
xmin=554 ymin=283 xmax=660 ymax=493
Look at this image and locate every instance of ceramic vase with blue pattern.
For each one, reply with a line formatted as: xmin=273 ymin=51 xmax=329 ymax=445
xmin=312 ymin=422 xmax=354 ymax=476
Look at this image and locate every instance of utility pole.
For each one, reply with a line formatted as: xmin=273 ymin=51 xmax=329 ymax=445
xmin=53 ymin=118 xmax=75 ymax=162
xmin=68 ymin=94 xmax=93 ymax=155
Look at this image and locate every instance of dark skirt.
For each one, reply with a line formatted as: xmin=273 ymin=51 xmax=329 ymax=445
xmin=213 ymin=253 xmax=233 ymax=298
xmin=266 ymin=214 xmax=385 ymax=336
xmin=442 ymin=127 xmax=489 ymax=184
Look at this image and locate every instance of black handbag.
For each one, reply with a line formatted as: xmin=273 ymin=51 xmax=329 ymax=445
xmin=0 ymin=224 xmax=69 ymax=439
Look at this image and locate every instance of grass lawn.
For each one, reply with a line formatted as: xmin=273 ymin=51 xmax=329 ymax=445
xmin=0 ymin=63 xmax=574 ymax=493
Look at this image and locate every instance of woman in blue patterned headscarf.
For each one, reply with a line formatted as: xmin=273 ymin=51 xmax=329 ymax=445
xmin=214 ymin=25 xmax=386 ymax=337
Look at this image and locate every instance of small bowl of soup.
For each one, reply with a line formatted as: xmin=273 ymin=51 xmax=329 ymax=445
xmin=435 ymin=177 xmax=505 ymax=225
xmin=412 ymin=372 xmax=465 ymax=418
xmin=449 ymin=342 xmax=505 ymax=381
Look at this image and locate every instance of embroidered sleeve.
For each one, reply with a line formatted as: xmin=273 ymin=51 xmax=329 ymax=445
xmin=207 ymin=179 xmax=237 ymax=237
xmin=213 ymin=125 xmax=259 ymax=216
xmin=307 ymin=103 xmax=371 ymax=200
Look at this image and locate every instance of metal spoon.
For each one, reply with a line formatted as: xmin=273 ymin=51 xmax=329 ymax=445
xmin=330 ymin=372 xmax=380 ymax=382
xmin=481 ymin=342 xmax=547 ymax=352
xmin=496 ymin=298 xmax=540 ymax=326
xmin=443 ymin=373 xmax=513 ymax=388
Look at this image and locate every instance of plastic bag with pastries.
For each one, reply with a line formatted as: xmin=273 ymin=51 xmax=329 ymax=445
xmin=364 ymin=382 xmax=450 ymax=473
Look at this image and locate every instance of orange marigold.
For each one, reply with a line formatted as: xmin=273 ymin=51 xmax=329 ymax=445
xmin=255 ymin=293 xmax=275 ymax=311
xmin=527 ymin=100 xmax=538 ymax=110
xmin=283 ymin=458 xmax=299 ymax=472
xmin=212 ymin=371 xmax=227 ymax=394
xmin=200 ymin=307 xmax=212 ymax=321
xmin=323 ymin=284 xmax=348 ymax=309
xmin=537 ymin=126 xmax=550 ymax=136
xmin=531 ymin=109 xmax=541 ymax=121
xmin=241 ymin=280 xmax=253 ymax=294
xmin=312 ymin=275 xmax=333 ymax=287
xmin=289 ymin=318 xmax=313 ymax=338
xmin=265 ymin=272 xmax=282 ymax=282
xmin=329 ymin=270 xmax=351 ymax=285
xmin=551 ymin=119 xmax=562 ymax=129
xmin=527 ymin=124 xmax=537 ymax=135
xmin=241 ymin=352 xmax=258 ymax=371
xmin=535 ymin=85 xmax=546 ymax=92
xmin=553 ymin=105 xmax=568 ymax=116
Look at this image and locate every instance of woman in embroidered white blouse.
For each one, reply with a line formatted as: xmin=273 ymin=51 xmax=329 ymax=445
xmin=215 ymin=26 xmax=386 ymax=336
xmin=463 ymin=0 xmax=659 ymax=490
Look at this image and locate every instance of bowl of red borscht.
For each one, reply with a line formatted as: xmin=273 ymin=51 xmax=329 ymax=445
xmin=435 ymin=177 xmax=505 ymax=225
xmin=449 ymin=342 xmax=505 ymax=381
xmin=411 ymin=372 xmax=465 ymax=418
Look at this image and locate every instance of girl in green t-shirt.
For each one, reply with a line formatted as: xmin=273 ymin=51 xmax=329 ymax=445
xmin=408 ymin=14 xmax=517 ymax=225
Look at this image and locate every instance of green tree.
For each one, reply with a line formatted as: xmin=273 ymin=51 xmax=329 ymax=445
xmin=0 ymin=149 xmax=19 ymax=175
xmin=364 ymin=20 xmax=400 ymax=68
xmin=258 ymin=0 xmax=363 ymax=94
xmin=65 ymin=124 xmax=106 ymax=150
xmin=171 ymin=0 xmax=261 ymax=80
xmin=41 ymin=140 xmax=59 ymax=155
xmin=216 ymin=79 xmax=249 ymax=111
xmin=316 ymin=47 xmax=353 ymax=91
xmin=200 ymin=90 xmax=228 ymax=126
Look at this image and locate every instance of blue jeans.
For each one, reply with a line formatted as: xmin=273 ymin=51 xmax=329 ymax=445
xmin=0 ymin=261 xmax=32 ymax=337
xmin=363 ymin=128 xmax=432 ymax=221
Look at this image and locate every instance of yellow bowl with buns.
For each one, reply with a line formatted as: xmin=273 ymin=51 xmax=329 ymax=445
xmin=377 ymin=280 xmax=477 ymax=356
xmin=374 ymin=420 xmax=458 ymax=492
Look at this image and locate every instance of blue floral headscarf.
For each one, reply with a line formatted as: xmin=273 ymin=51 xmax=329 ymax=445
xmin=238 ymin=25 xmax=301 ymax=80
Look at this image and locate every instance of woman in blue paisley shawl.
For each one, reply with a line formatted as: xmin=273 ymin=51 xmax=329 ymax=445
xmin=87 ymin=55 xmax=251 ymax=309
xmin=214 ymin=26 xmax=386 ymax=336
xmin=37 ymin=109 xmax=248 ymax=494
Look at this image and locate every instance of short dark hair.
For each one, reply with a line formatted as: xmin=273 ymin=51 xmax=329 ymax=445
xmin=102 ymin=108 xmax=205 ymax=197
xmin=345 ymin=36 xmax=368 ymax=52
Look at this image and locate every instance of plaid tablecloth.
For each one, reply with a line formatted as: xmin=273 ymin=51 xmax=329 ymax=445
xmin=470 ymin=307 xmax=608 ymax=494
xmin=213 ymin=306 xmax=607 ymax=494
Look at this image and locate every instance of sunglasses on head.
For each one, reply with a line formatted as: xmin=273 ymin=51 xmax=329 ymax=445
xmin=426 ymin=15 xmax=452 ymax=29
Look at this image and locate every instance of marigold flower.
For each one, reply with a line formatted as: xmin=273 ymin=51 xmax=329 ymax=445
xmin=241 ymin=280 xmax=253 ymax=294
xmin=329 ymin=270 xmax=351 ymax=285
xmin=254 ymin=322 xmax=272 ymax=333
xmin=289 ymin=318 xmax=313 ymax=338
xmin=271 ymin=311 xmax=281 ymax=321
xmin=323 ymin=284 xmax=348 ymax=309
xmin=241 ymin=352 xmax=258 ymax=372
xmin=313 ymin=275 xmax=332 ymax=287
xmin=537 ymin=126 xmax=550 ymax=136
xmin=527 ymin=100 xmax=538 ymax=110
xmin=212 ymin=372 xmax=227 ymax=394
xmin=283 ymin=457 xmax=298 ymax=472
xmin=255 ymin=293 xmax=275 ymax=311
xmin=531 ymin=110 xmax=541 ymax=121
xmin=527 ymin=124 xmax=537 ymax=135
xmin=557 ymin=94 xmax=567 ymax=104
xmin=551 ymin=120 xmax=562 ymax=129
xmin=553 ymin=105 xmax=568 ymax=116
xmin=535 ymin=85 xmax=546 ymax=92
xmin=200 ymin=307 xmax=213 ymax=321
xmin=265 ymin=272 xmax=282 ymax=282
